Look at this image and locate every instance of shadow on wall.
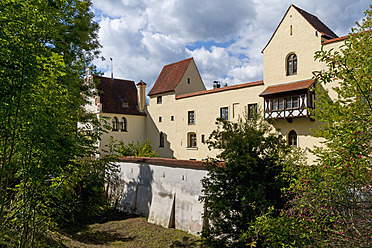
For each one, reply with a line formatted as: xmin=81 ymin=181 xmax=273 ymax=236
xmin=145 ymin=111 xmax=175 ymax=158
xmin=108 ymin=163 xmax=154 ymax=217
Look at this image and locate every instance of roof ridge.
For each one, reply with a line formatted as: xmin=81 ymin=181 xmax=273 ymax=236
xmin=292 ymin=4 xmax=338 ymax=39
xmin=165 ymin=57 xmax=193 ymax=67
xmin=148 ymin=58 xmax=194 ymax=96
xmin=176 ymin=80 xmax=264 ymax=99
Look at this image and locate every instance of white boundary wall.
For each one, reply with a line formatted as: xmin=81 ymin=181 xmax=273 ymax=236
xmin=107 ymin=157 xmax=208 ymax=235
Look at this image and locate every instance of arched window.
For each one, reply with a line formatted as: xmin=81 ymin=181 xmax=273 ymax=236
xmin=288 ymin=130 xmax=297 ymax=147
xmin=159 ymin=132 xmax=164 ymax=147
xmin=112 ymin=117 xmax=118 ymax=131
xmin=120 ymin=117 xmax=127 ymax=132
xmin=188 ymin=132 xmax=197 ymax=148
xmin=287 ymin=54 xmax=297 ymax=76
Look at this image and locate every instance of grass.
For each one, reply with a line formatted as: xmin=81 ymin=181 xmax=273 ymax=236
xmin=46 ymin=209 xmax=201 ymax=248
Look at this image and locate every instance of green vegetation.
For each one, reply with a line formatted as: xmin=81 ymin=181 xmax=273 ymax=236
xmin=108 ymin=137 xmax=159 ymax=158
xmin=256 ymin=6 xmax=372 ymax=248
xmin=200 ymin=114 xmax=290 ymax=247
xmin=201 ymin=7 xmax=372 ymax=247
xmin=0 ymin=0 xmax=114 ymax=246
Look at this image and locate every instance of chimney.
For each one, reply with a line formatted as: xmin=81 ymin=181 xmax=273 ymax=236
xmin=137 ymin=80 xmax=147 ymax=111
xmin=213 ymin=81 xmax=221 ymax=89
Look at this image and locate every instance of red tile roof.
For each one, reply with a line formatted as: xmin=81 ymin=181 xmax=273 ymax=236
xmin=118 ymin=156 xmax=207 ymax=169
xmin=262 ymin=5 xmax=338 ymax=53
xmin=148 ymin=58 xmax=193 ymax=96
xmin=292 ymin=5 xmax=338 ymax=39
xmin=259 ymin=79 xmax=314 ymax=96
xmin=95 ymin=75 xmax=146 ymax=116
xmin=118 ymin=156 xmax=225 ymax=169
xmin=176 ymin=80 xmax=264 ymax=99
xmin=322 ymin=35 xmax=348 ymax=45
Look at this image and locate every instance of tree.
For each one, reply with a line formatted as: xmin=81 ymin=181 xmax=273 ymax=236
xmin=0 ymin=0 xmax=104 ymax=246
xmin=268 ymin=6 xmax=372 ymax=247
xmin=200 ymin=114 xmax=289 ymax=247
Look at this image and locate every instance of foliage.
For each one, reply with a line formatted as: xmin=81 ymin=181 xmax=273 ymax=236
xmin=200 ymin=114 xmax=290 ymax=247
xmin=273 ymin=6 xmax=372 ymax=247
xmin=0 ymin=0 xmax=107 ymax=246
xmin=108 ymin=137 xmax=158 ymax=158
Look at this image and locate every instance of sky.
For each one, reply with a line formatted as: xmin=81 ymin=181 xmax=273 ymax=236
xmin=91 ymin=0 xmax=371 ymax=91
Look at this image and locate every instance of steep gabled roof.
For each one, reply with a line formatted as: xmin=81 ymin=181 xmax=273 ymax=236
xmin=259 ymin=79 xmax=314 ymax=96
xmin=262 ymin=5 xmax=338 ymax=53
xmin=95 ymin=75 xmax=146 ymax=116
xmin=292 ymin=5 xmax=338 ymax=39
xmin=148 ymin=58 xmax=193 ymax=96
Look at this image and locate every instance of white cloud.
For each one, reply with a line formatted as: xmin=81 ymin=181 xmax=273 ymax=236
xmin=91 ymin=0 xmax=371 ymax=91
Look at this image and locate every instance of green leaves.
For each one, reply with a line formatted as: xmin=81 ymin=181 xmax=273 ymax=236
xmin=0 ymin=0 xmax=103 ymax=246
xmin=200 ymin=113 xmax=290 ymax=247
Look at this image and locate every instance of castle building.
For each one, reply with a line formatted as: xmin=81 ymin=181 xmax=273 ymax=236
xmin=89 ymin=5 xmax=347 ymax=161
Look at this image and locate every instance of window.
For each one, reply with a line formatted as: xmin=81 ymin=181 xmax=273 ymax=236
xmin=188 ymin=111 xmax=195 ymax=124
xmin=157 ymin=96 xmax=162 ymax=104
xmin=288 ymin=130 xmax=297 ymax=147
xmin=233 ymin=103 xmax=239 ymax=118
xmin=159 ymin=132 xmax=164 ymax=147
xmin=187 ymin=78 xmax=191 ymax=84
xmin=287 ymin=54 xmax=297 ymax=76
xmin=112 ymin=117 xmax=118 ymax=131
xmin=272 ymin=98 xmax=284 ymax=110
xmin=188 ymin=132 xmax=197 ymax=147
xmin=201 ymin=134 xmax=205 ymax=143
xmin=171 ymin=116 xmax=174 ymax=121
xmin=120 ymin=117 xmax=127 ymax=131
xmin=220 ymin=107 xmax=228 ymax=120
xmin=278 ymin=98 xmax=284 ymax=109
xmin=159 ymin=116 xmax=162 ymax=122
xmin=286 ymin=96 xmax=299 ymax=109
xmin=272 ymin=99 xmax=278 ymax=110
xmin=248 ymin=103 xmax=257 ymax=119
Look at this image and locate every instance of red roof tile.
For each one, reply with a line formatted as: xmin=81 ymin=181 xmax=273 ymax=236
xmin=259 ymin=79 xmax=314 ymax=96
xmin=118 ymin=156 xmax=225 ymax=169
xmin=322 ymin=35 xmax=348 ymax=44
xmin=95 ymin=75 xmax=146 ymax=116
xmin=148 ymin=58 xmax=193 ymax=96
xmin=176 ymin=80 xmax=264 ymax=99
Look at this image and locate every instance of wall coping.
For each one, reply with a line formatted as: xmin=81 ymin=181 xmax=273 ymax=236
xmin=117 ymin=157 xmax=216 ymax=170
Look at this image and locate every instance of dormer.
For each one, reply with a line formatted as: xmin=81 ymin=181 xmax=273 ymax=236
xmin=262 ymin=5 xmax=338 ymax=86
xmin=148 ymin=58 xmax=206 ymax=98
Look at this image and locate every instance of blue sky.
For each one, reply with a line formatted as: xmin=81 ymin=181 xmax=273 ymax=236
xmin=91 ymin=0 xmax=371 ymax=90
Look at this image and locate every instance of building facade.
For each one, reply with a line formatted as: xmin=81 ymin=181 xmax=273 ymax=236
xmin=91 ymin=5 xmax=347 ymax=161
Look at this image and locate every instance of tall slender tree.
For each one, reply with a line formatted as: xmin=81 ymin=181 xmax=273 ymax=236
xmin=0 ymin=1 xmax=104 ymax=246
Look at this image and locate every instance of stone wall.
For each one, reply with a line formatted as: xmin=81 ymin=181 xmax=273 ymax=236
xmin=107 ymin=157 xmax=208 ymax=235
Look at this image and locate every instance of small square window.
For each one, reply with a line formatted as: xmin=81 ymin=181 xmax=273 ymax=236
xmin=220 ymin=107 xmax=228 ymax=120
xmin=171 ymin=116 xmax=174 ymax=121
xmin=159 ymin=116 xmax=162 ymax=122
xmin=157 ymin=96 xmax=162 ymax=104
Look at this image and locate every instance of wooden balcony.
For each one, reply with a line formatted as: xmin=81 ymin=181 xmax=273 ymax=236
xmin=259 ymin=79 xmax=315 ymax=122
